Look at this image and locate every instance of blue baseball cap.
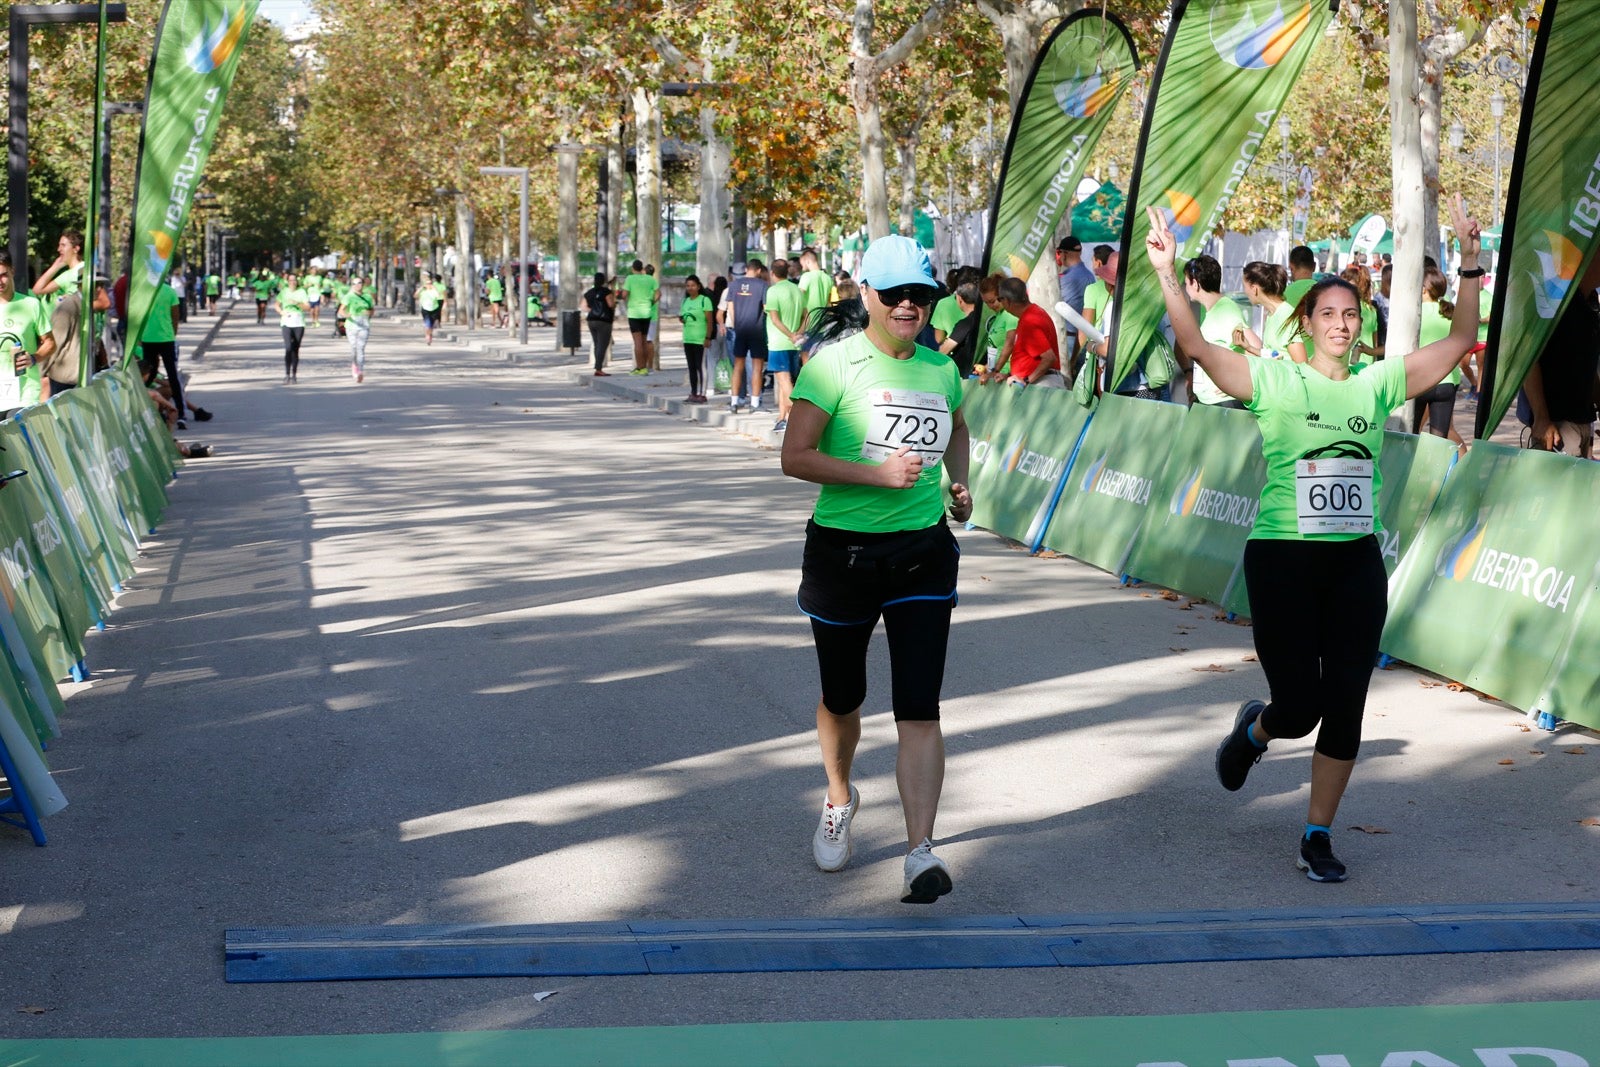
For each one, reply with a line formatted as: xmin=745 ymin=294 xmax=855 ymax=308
xmin=858 ymin=234 xmax=937 ymax=291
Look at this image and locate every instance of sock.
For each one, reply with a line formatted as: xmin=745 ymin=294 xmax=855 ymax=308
xmin=1246 ymin=720 xmax=1268 ymax=749
xmin=1304 ymin=823 xmax=1330 ymax=840
xmin=751 ymin=398 xmax=761 ymax=409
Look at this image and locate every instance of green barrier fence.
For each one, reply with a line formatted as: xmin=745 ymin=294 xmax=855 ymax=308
xmin=1040 ymin=394 xmax=1186 ymax=575
xmin=965 ymin=383 xmax=1090 ymax=546
xmin=1123 ymin=403 xmax=1265 ymax=608
xmin=1382 ymin=442 xmax=1600 ymax=728
xmin=0 ymin=371 xmax=179 ymax=841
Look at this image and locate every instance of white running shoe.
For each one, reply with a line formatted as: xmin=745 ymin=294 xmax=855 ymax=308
xmin=812 ymin=785 xmax=859 ymax=872
xmin=901 ymin=838 xmax=952 ymax=904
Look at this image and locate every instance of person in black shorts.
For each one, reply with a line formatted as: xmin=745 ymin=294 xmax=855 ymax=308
xmin=720 ymin=260 xmax=769 ymax=412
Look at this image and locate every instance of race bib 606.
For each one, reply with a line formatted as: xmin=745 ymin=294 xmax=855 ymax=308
xmin=860 ymin=388 xmax=952 ymax=469
xmin=1295 ymin=458 xmax=1373 ymax=535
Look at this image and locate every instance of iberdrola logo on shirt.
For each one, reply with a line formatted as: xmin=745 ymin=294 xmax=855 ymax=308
xmin=145 ymin=230 xmax=175 ymax=286
xmin=187 ymin=6 xmax=248 ymax=75
xmin=1528 ymin=229 xmax=1582 ymax=320
xmin=1209 ymin=0 xmax=1313 ymax=70
xmin=1158 ymin=190 xmax=1201 ymax=247
xmin=1054 ymin=66 xmax=1122 ymax=120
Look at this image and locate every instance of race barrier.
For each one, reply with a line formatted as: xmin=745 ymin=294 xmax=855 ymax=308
xmin=0 ymin=367 xmax=178 ymax=844
xmin=961 ymin=382 xmax=1600 ymax=732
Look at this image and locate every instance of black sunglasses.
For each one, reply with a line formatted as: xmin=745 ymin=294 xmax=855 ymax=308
xmin=870 ymin=284 xmax=938 ymax=308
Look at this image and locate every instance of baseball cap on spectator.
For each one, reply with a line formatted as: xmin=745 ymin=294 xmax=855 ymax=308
xmin=858 ymin=234 xmax=937 ymax=290
xmin=1057 ymin=236 xmax=1082 ymax=252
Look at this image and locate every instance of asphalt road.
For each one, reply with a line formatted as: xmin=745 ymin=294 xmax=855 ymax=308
xmin=2 ymin=303 xmax=1596 ymax=1041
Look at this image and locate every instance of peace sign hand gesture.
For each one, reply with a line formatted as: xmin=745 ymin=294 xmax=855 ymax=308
xmin=1145 ymin=206 xmax=1178 ymax=272
xmin=1449 ymin=193 xmax=1482 ymax=265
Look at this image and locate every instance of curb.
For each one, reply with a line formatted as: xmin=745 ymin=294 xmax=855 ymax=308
xmin=564 ymin=367 xmax=787 ymax=449
xmin=186 ymin=302 xmax=234 ymax=360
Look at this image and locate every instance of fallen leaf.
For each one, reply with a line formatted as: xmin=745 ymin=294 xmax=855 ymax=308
xmin=1211 ymin=611 xmax=1228 ymax=620
xmin=1242 ymin=654 xmax=1257 ymax=662
xmin=1498 ymin=759 xmax=1515 ymax=765
xmin=1169 ymin=647 xmax=1189 ymax=653
xmin=979 ymin=576 xmax=991 ymax=582
xmin=1140 ymin=593 xmax=1153 ymax=598
xmin=1516 ymin=724 xmax=1532 ymax=732
xmin=1034 ymin=550 xmax=1063 ymax=559
xmin=1419 ymin=680 xmax=1443 ymax=689
xmin=1183 ymin=598 xmax=1205 ymax=608
xmin=1349 ymin=825 xmax=1390 ymax=835
xmin=1580 ymin=817 xmax=1600 ymax=827
xmin=1446 ymin=682 xmax=1467 ymax=692
xmin=1565 ymin=747 xmax=1588 ymax=755
xmin=1159 ymin=590 xmax=1182 ymax=601
xmin=533 ymin=990 xmax=558 ymax=1002
xmin=16 ymin=1007 xmax=49 ymax=1015
xmin=1178 ymin=603 xmax=1194 ymax=611
xmin=1192 ymin=664 xmax=1235 ymax=673
xmin=1529 ymin=750 xmax=1544 ymax=755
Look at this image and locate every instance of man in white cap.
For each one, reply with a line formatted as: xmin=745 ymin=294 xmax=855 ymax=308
xmin=780 ymin=234 xmax=973 ymax=905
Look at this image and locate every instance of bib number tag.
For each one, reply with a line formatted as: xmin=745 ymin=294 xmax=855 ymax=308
xmin=1295 ymin=458 xmax=1374 ymax=534
xmin=861 ymin=389 xmax=952 ymax=470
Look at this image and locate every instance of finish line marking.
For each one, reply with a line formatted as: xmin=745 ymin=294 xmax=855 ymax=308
xmin=225 ymin=901 xmax=1600 ymax=983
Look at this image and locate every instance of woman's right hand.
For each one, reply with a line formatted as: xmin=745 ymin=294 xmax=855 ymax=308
xmin=878 ymin=446 xmax=923 ymax=489
xmin=1145 ymin=206 xmax=1179 ymax=272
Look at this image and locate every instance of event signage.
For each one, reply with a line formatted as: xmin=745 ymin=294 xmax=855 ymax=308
xmin=124 ymin=1 xmax=260 ymax=355
xmin=966 ymin=384 xmax=1091 ymax=546
xmin=981 ymin=10 xmax=1139 ymax=282
xmin=1476 ymin=0 xmax=1600 ymax=436
xmin=1107 ymin=0 xmax=1333 ymax=393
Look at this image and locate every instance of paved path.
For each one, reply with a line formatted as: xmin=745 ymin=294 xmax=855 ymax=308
xmin=1 ymin=305 xmax=1596 ymax=1059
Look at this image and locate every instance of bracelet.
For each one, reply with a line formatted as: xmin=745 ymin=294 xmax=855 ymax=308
xmin=1459 ymin=267 xmax=1486 ymax=279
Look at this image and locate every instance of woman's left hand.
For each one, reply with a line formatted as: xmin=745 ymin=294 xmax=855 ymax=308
xmin=948 ymin=482 xmax=972 ymax=523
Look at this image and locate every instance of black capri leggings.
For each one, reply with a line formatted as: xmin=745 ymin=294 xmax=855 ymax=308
xmin=1244 ymin=535 xmax=1388 ymax=761
xmin=1412 ymin=382 xmax=1458 ymax=436
xmin=283 ymin=326 xmax=304 ymax=377
xmin=685 ymin=342 xmax=705 ymax=395
xmin=799 ymin=520 xmax=958 ymax=722
xmin=588 ymin=320 xmax=612 ymax=371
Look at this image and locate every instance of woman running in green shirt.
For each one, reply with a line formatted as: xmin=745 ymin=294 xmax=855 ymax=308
xmin=1147 ymin=195 xmax=1484 ymax=883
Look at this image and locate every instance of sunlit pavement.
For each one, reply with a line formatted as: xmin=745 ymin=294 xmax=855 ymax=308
xmin=1 ymin=303 xmax=1596 ymax=1064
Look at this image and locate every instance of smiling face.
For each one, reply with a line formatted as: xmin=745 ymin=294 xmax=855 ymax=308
xmin=863 ymin=283 xmax=933 ymax=356
xmin=1302 ymin=284 xmax=1362 ymax=361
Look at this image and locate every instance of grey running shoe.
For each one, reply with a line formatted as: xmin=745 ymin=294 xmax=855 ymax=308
xmin=1297 ymin=830 xmax=1348 ymax=882
xmin=1215 ymin=699 xmax=1267 ymax=791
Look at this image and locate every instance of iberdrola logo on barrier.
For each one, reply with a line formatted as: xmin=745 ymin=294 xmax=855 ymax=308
xmin=1079 ymin=452 xmax=1108 ymax=492
xmin=1159 ymin=190 xmax=1201 ymax=247
xmin=145 ymin=230 xmax=175 ymax=286
xmin=187 ymin=6 xmax=248 ymax=74
xmin=1529 ymin=229 xmax=1582 ymax=319
xmin=1001 ymin=435 xmax=1028 ymax=473
xmin=1055 ymin=67 xmax=1123 ymax=120
xmin=1435 ymin=518 xmax=1486 ymax=581
xmin=1171 ymin=467 xmax=1204 ymax=516
xmin=1210 ymin=0 xmax=1313 ymax=70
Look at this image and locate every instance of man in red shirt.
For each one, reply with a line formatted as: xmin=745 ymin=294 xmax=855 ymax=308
xmin=997 ymin=277 xmax=1063 ymax=387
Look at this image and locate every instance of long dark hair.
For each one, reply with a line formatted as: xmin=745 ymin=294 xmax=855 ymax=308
xmin=803 ymin=298 xmax=867 ymax=350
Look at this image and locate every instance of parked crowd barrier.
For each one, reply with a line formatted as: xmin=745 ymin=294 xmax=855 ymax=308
xmin=961 ymin=381 xmax=1600 ymax=732
xmin=0 ymin=367 xmax=178 ymax=844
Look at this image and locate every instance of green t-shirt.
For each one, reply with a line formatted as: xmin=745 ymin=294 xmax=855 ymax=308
xmin=1477 ymin=287 xmax=1493 ymax=344
xmin=765 ymin=279 xmax=806 ymax=352
xmin=205 ymin=274 xmax=221 ymax=295
xmin=1283 ymin=277 xmax=1315 ymax=309
xmin=791 ymin=330 xmax=964 ymax=533
xmin=621 ymin=273 xmax=658 ymax=319
xmin=984 ymin=309 xmax=1018 ymax=367
xmin=527 ymin=293 xmax=542 ymax=317
xmin=418 ymin=284 xmax=444 ymax=312
xmin=251 ymin=276 xmax=275 ymax=300
xmin=142 ymin=285 xmax=180 ymax=343
xmin=1193 ymin=297 xmax=1248 ymax=405
xmin=486 ymin=277 xmax=504 ymax=301
xmin=278 ymin=287 xmax=310 ymax=329
xmin=1261 ymin=301 xmax=1300 ymax=359
xmin=1355 ymin=302 xmax=1378 ymax=365
xmin=930 ymin=295 xmax=964 ymax=338
xmin=0 ymin=293 xmax=48 ymax=409
xmin=680 ymin=293 xmax=713 ymax=346
xmin=322 ymin=277 xmax=337 ymax=296
xmin=1246 ymin=355 xmax=1408 ymax=542
xmin=798 ymin=269 xmax=833 ymax=314
xmin=341 ymin=288 xmax=375 ymax=326
xmin=1083 ymin=280 xmax=1111 ymax=321
xmin=1418 ymin=301 xmax=1458 ymax=385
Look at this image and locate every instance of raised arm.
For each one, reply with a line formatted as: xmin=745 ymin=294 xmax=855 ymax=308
xmin=1144 ymin=207 xmax=1254 ymax=403
xmin=1405 ymin=195 xmax=1482 ymax=399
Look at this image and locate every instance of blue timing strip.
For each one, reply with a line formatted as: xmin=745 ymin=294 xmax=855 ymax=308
xmin=224 ymin=902 xmax=1600 ymax=984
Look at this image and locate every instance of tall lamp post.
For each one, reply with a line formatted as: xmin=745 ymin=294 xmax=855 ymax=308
xmin=480 ymin=165 xmax=530 ymax=346
xmin=1489 ymin=91 xmax=1506 ymax=228
xmin=1276 ymin=114 xmax=1293 ymax=237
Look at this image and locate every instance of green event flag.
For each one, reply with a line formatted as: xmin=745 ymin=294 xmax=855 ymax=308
xmin=981 ymin=10 xmax=1139 ymax=281
xmin=1475 ymin=0 xmax=1600 ymax=437
xmin=1108 ymin=0 xmax=1332 ymax=392
xmin=124 ymin=1 xmax=260 ymax=356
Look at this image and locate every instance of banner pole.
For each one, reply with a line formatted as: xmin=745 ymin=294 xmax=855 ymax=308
xmin=81 ymin=0 xmax=110 ymax=387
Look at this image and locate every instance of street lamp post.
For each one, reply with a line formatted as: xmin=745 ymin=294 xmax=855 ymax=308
xmin=1277 ymin=114 xmax=1293 ymax=238
xmin=480 ymin=165 xmax=530 ymax=346
xmin=1489 ymin=91 xmax=1506 ymax=228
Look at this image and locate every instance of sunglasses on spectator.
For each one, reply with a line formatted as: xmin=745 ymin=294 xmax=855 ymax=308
xmin=870 ymin=284 xmax=938 ymax=308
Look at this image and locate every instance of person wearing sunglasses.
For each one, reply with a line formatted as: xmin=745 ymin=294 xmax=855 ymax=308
xmin=780 ymin=234 xmax=972 ymax=905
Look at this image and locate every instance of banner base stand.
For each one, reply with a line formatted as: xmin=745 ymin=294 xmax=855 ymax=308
xmin=1377 ymin=653 xmax=1395 ymax=670
xmin=1536 ymin=711 xmax=1559 ymax=732
xmin=0 ymin=735 xmax=48 ymax=846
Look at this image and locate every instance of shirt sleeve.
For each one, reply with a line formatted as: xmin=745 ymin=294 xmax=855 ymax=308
xmin=1244 ymin=356 xmax=1285 ymax=413
xmin=791 ymin=343 xmax=845 ymax=414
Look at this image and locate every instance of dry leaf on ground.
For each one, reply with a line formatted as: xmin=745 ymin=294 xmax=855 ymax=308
xmin=1419 ymin=680 xmax=1443 ymax=689
xmin=1159 ymin=590 xmax=1182 ymax=601
xmin=1580 ymin=817 xmax=1600 ymax=827
xmin=16 ymin=1007 xmax=49 ymax=1015
xmin=1446 ymin=682 xmax=1468 ymax=693
xmin=1565 ymin=747 xmax=1587 ymax=755
xmin=1498 ymin=759 xmax=1515 ymax=765
xmin=1034 ymin=550 xmax=1063 ymax=559
xmin=1349 ymin=825 xmax=1390 ymax=835
xmin=1242 ymin=654 xmax=1257 ymax=662
xmin=1170 ymin=647 xmax=1188 ymax=653
xmin=979 ymin=576 xmax=991 ymax=582
xmin=1516 ymin=724 xmax=1532 ymax=732
xmin=1140 ymin=593 xmax=1153 ymax=598
xmin=1192 ymin=664 xmax=1235 ymax=673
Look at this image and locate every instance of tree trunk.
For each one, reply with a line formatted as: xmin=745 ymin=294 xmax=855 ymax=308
xmin=454 ymin=196 xmax=475 ymax=328
xmin=975 ymin=0 xmax=1067 ymax=110
xmin=607 ymin=122 xmax=625 ymax=278
xmin=897 ymin=135 xmax=919 ymax=236
xmin=1419 ymin=61 xmax=1443 ymax=265
xmin=1388 ymin=0 xmax=1424 ymax=361
xmin=558 ymin=142 xmax=581 ymax=321
xmin=852 ymin=51 xmax=893 ymax=237
xmin=731 ymin=196 xmax=748 ymax=267
xmin=698 ymin=99 xmax=731 ymax=280
xmin=632 ymin=86 xmax=662 ymax=271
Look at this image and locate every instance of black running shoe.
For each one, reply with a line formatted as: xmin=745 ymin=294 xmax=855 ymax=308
xmin=1297 ymin=830 xmax=1348 ymax=882
xmin=1215 ymin=699 xmax=1266 ymax=791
